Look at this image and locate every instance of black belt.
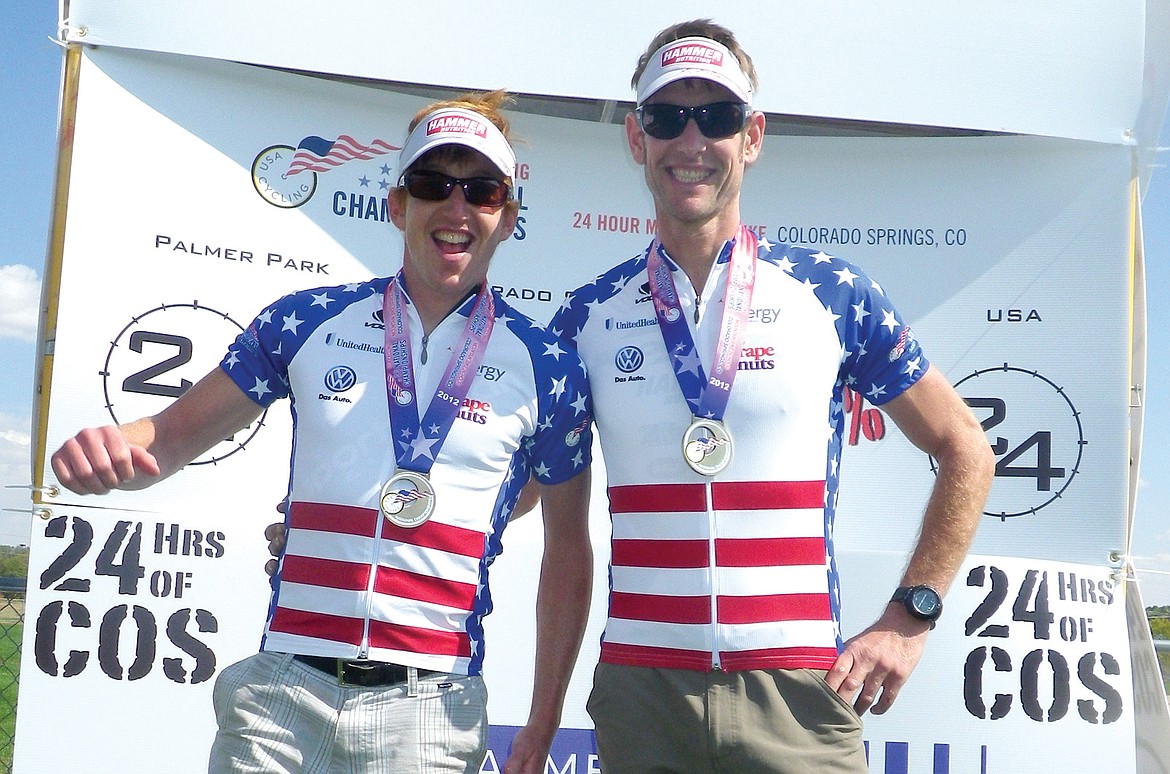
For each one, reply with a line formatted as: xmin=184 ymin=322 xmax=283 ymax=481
xmin=293 ymin=654 xmax=440 ymax=687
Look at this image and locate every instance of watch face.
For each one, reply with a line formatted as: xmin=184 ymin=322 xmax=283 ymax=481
xmin=910 ymin=587 xmax=942 ymax=618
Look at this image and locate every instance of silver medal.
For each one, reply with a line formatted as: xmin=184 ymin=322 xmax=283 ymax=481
xmin=681 ymin=418 xmax=733 ymax=476
xmin=379 ymin=470 xmax=436 ymax=528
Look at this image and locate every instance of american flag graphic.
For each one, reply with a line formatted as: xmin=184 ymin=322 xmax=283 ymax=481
xmin=390 ymin=488 xmax=428 ymax=505
xmin=285 ymin=134 xmax=401 ymax=176
xmin=693 ymin=435 xmax=727 ymax=453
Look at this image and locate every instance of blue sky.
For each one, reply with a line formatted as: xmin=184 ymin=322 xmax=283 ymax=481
xmin=3 ymin=5 xmax=1170 ymax=604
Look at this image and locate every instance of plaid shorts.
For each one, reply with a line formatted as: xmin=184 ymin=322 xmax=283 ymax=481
xmin=208 ymin=651 xmax=487 ymax=773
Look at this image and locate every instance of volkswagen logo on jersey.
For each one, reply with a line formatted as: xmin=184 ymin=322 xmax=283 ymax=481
xmin=324 ymin=365 xmax=357 ymax=393
xmin=615 ymin=346 xmax=645 ymax=373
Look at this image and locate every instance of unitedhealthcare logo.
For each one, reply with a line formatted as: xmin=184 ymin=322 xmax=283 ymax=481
xmin=605 ymin=317 xmax=656 ymax=331
xmin=615 ymin=346 xmax=644 ymax=373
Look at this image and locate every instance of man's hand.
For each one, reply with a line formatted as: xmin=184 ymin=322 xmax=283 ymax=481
xmin=264 ymin=517 xmax=287 ymax=577
xmin=51 ymin=426 xmax=161 ymax=495
xmin=823 ymin=604 xmax=930 ymax=715
xmin=501 ymin=724 xmax=553 ymax=774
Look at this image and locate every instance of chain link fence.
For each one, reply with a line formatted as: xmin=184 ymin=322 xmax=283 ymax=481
xmin=0 ymin=578 xmax=22 ymax=774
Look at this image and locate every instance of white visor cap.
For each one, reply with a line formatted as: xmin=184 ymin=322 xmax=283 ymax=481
xmin=635 ymin=36 xmax=753 ymax=107
xmin=397 ymin=107 xmax=516 ymax=180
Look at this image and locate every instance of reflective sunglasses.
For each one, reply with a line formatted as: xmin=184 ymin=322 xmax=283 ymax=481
xmin=636 ymin=101 xmax=750 ymax=140
xmin=400 ymin=170 xmax=511 ymax=207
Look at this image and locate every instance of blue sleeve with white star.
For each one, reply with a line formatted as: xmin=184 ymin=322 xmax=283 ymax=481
xmin=550 ymin=254 xmax=645 ymax=351
xmin=220 ymin=296 xmax=295 ymax=407
xmin=765 ymin=244 xmax=929 ymax=406
xmin=220 ymin=279 xmax=385 ymax=407
xmin=838 ymin=262 xmax=928 ymax=406
xmin=548 ymin=285 xmax=591 ymax=352
xmin=506 ymin=306 xmax=593 ymax=486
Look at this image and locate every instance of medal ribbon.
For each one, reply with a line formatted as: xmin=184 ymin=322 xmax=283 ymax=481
xmin=646 ymin=225 xmax=757 ymax=421
xmin=383 ymin=273 xmax=494 ymax=475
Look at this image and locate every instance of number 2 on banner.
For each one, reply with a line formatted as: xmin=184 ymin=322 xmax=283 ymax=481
xmin=39 ymin=515 xmax=92 ymax=593
xmin=121 ymin=331 xmax=194 ymax=398
xmin=102 ymin=302 xmax=268 ymax=465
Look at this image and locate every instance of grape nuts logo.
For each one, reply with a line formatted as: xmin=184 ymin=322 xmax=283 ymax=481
xmin=251 ymin=134 xmax=400 ymax=209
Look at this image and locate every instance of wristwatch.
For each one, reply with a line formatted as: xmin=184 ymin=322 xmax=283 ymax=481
xmin=891 ymin=585 xmax=943 ymax=629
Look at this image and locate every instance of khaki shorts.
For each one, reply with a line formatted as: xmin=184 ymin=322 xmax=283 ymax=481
xmin=587 ymin=662 xmax=867 ymax=774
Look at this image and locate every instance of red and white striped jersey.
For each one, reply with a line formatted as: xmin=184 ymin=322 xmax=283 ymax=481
xmin=551 ymin=232 xmax=926 ymax=672
xmin=222 ymin=277 xmax=592 ymax=675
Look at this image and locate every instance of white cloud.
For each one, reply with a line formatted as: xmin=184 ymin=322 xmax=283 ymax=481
xmin=0 ymin=264 xmax=41 ymax=342
xmin=0 ymin=410 xmax=35 ymax=546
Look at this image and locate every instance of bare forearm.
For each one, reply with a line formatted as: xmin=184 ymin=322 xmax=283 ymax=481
xmin=880 ymin=367 xmax=994 ymax=593
xmin=527 ymin=546 xmax=591 ymax=733
xmin=898 ymin=439 xmax=992 ymax=591
xmin=900 ymin=420 xmax=994 ymax=592
xmin=524 ymin=471 xmax=592 ymax=738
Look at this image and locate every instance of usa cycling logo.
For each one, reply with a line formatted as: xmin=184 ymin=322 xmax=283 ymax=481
xmin=389 ymin=378 xmax=414 ymax=406
xmin=324 ymin=365 xmax=357 ymax=393
xmin=565 ymin=419 xmax=589 ymax=448
xmin=615 ymin=346 xmax=644 ymax=373
xmin=888 ymin=326 xmax=915 ymax=362
xmin=251 ymin=134 xmax=400 ymax=209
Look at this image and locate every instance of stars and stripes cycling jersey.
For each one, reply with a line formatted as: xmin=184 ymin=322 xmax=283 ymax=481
xmin=551 ymin=231 xmax=926 ymax=672
xmin=221 ymin=276 xmax=592 ymax=675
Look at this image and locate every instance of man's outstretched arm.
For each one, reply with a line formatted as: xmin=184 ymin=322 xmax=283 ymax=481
xmin=52 ymin=367 xmax=263 ymax=495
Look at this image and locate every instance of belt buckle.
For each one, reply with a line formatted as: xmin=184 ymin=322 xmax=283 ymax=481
xmin=336 ymin=659 xmax=377 ymax=687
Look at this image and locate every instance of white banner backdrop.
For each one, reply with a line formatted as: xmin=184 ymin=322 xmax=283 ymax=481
xmin=20 ymin=46 xmax=1149 ymax=773
xmin=58 ymin=0 xmax=1162 ymax=147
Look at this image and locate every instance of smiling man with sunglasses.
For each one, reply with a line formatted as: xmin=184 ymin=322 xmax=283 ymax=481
xmin=551 ymin=19 xmax=993 ymax=773
xmin=50 ymin=92 xmax=594 ymax=774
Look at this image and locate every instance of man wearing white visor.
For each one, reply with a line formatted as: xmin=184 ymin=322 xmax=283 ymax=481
xmin=51 ymin=92 xmax=594 ymax=774
xmin=551 ymin=20 xmax=993 ymax=772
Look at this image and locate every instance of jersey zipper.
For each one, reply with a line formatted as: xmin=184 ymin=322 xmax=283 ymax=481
xmin=362 ymin=312 xmax=431 ymax=656
xmin=706 ymin=479 xmax=721 ymax=670
xmin=359 ymin=504 xmax=387 ymax=658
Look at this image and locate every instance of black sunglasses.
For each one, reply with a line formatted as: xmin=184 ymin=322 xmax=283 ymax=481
xmin=400 ymin=170 xmax=511 ymax=207
xmin=636 ymin=101 xmax=750 ymax=141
